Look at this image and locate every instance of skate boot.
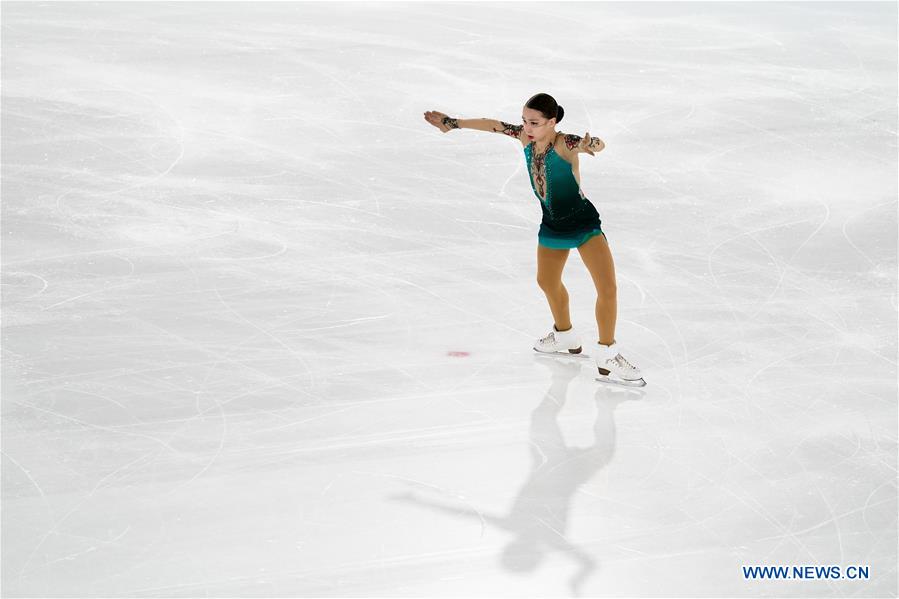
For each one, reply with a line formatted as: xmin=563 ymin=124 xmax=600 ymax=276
xmin=594 ymin=341 xmax=646 ymax=387
xmin=533 ymin=324 xmax=583 ymax=355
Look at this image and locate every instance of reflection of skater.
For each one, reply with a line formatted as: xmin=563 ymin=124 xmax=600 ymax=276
xmin=392 ymin=359 xmax=643 ymax=596
xmin=424 ymin=93 xmax=644 ymax=387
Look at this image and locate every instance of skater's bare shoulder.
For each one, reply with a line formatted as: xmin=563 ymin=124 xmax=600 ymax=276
xmin=489 ymin=119 xmax=525 ymax=142
xmin=463 ymin=118 xmax=524 ymax=141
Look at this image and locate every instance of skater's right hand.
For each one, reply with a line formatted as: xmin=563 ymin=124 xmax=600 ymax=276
xmin=423 ymin=110 xmax=454 ymax=133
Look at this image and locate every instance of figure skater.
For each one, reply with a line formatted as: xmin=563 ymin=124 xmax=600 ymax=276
xmin=424 ymin=93 xmax=644 ymax=386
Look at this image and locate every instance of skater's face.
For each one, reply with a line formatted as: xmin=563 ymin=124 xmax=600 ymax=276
xmin=522 ymin=106 xmax=556 ymax=142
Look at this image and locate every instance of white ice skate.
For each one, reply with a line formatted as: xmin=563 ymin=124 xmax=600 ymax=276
xmin=533 ymin=325 xmax=583 ymax=356
xmin=594 ymin=341 xmax=646 ymax=387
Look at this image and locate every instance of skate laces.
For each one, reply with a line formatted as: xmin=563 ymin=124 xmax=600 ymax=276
xmin=612 ymin=354 xmax=637 ymax=372
xmin=540 ymin=331 xmax=556 ymax=344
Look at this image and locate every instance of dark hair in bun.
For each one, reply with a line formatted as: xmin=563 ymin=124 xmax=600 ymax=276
xmin=525 ymin=92 xmax=564 ymax=124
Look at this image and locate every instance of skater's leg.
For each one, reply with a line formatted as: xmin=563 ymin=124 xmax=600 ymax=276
xmin=576 ymin=233 xmax=617 ymax=345
xmin=536 ymin=244 xmax=572 ymax=330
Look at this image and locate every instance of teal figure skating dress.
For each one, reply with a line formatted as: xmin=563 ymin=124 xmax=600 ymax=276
xmin=524 ymin=139 xmax=604 ymax=249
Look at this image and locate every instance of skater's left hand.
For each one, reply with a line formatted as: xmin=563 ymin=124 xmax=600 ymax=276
xmin=580 ymin=131 xmax=596 ymax=156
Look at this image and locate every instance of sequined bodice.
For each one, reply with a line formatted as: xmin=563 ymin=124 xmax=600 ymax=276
xmin=523 ymin=141 xmax=589 ymax=222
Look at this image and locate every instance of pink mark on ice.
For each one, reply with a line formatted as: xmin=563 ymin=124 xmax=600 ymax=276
xmin=447 ymin=351 xmax=470 ymax=357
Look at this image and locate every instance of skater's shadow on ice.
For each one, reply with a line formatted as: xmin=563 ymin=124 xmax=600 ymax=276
xmin=390 ymin=357 xmax=644 ymax=596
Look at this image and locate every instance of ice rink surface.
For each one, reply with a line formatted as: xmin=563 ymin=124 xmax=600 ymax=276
xmin=2 ymin=1 xmax=897 ymax=597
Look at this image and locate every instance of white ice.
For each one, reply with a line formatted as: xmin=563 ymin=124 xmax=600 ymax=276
xmin=1 ymin=2 xmax=897 ymax=597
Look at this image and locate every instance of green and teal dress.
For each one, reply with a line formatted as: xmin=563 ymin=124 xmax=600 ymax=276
xmin=524 ymin=140 xmax=604 ymax=249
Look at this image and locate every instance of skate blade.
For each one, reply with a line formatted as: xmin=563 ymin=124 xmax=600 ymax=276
xmin=533 ymin=348 xmax=590 ymax=359
xmin=595 ymin=374 xmax=647 ymax=387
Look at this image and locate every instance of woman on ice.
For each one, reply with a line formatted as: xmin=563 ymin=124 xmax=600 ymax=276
xmin=424 ymin=92 xmax=645 ymax=387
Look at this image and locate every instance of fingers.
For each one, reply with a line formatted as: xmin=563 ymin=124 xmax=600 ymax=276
xmin=583 ymin=131 xmax=594 ymax=154
xmin=423 ymin=110 xmax=450 ymax=132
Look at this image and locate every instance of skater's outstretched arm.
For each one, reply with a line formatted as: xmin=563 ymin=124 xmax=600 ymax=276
xmin=560 ymin=132 xmax=606 ymax=156
xmin=424 ymin=110 xmax=523 ymax=141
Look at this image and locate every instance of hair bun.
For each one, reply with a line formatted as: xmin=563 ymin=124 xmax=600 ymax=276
xmin=525 ymin=93 xmax=563 ymax=124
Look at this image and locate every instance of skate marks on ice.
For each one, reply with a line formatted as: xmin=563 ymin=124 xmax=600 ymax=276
xmin=390 ymin=358 xmax=645 ymax=596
